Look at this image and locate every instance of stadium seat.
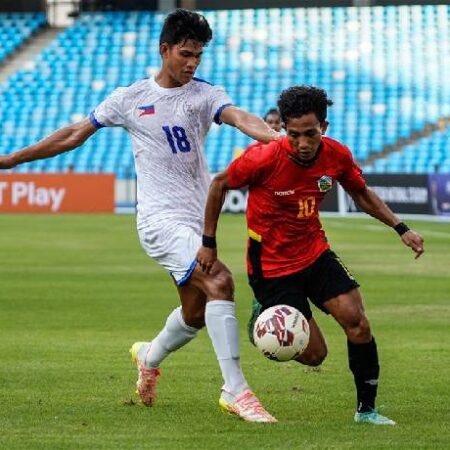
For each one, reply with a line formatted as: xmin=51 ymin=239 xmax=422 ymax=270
xmin=0 ymin=6 xmax=449 ymax=177
xmin=0 ymin=13 xmax=46 ymax=64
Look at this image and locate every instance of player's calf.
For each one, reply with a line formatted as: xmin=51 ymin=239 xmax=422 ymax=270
xmin=295 ymin=347 xmax=327 ymax=366
xmin=181 ymin=306 xmax=206 ymax=329
xmin=295 ymin=317 xmax=328 ymax=366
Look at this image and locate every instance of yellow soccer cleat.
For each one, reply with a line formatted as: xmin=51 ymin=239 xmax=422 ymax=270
xmin=219 ymin=389 xmax=277 ymax=423
xmin=129 ymin=341 xmax=160 ymax=407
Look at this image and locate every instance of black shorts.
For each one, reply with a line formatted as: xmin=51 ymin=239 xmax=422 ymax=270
xmin=248 ymin=249 xmax=360 ymax=321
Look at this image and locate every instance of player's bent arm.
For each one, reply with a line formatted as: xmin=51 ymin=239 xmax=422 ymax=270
xmin=349 ymin=185 xmax=424 ymax=258
xmin=349 ymin=185 xmax=400 ymax=227
xmin=197 ymin=170 xmax=232 ymax=273
xmin=0 ymin=119 xmax=97 ymax=169
xmin=203 ymin=170 xmax=232 ymax=237
xmin=220 ymin=106 xmax=280 ymax=143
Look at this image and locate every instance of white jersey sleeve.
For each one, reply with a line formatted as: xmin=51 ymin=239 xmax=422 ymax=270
xmin=89 ymin=87 xmax=128 ymax=128
xmin=203 ymin=84 xmax=233 ymax=125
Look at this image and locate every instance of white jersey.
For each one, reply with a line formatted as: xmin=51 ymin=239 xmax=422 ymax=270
xmin=89 ymin=77 xmax=232 ymax=230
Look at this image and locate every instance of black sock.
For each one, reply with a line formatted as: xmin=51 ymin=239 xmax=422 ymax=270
xmin=347 ymin=337 xmax=380 ymax=413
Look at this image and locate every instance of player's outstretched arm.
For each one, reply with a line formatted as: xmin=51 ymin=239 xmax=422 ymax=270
xmin=220 ymin=106 xmax=280 ymax=143
xmin=197 ymin=170 xmax=232 ymax=274
xmin=349 ymin=185 xmax=424 ymax=259
xmin=0 ymin=119 xmax=98 ymax=170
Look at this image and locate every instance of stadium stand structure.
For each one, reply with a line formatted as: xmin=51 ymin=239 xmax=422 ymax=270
xmin=0 ymin=13 xmax=46 ymax=63
xmin=0 ymin=6 xmax=448 ymax=177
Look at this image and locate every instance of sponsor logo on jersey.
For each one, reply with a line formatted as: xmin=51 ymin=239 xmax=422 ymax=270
xmin=317 ymin=175 xmax=333 ymax=192
xmin=138 ymin=105 xmax=155 ymax=117
xmin=274 ymin=189 xmax=295 ymax=196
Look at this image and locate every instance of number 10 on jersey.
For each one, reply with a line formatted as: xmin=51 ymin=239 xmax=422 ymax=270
xmin=162 ymin=126 xmax=191 ymax=153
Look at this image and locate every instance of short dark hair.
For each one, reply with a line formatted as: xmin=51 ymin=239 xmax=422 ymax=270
xmin=159 ymin=9 xmax=212 ymax=47
xmin=278 ymin=86 xmax=333 ymax=124
xmin=263 ymin=108 xmax=280 ymax=121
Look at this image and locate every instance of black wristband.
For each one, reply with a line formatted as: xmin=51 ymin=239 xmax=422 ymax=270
xmin=202 ymin=234 xmax=217 ymax=248
xmin=393 ymin=222 xmax=410 ymax=236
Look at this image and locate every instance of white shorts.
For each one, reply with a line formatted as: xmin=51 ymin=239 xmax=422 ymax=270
xmin=138 ymin=221 xmax=201 ymax=286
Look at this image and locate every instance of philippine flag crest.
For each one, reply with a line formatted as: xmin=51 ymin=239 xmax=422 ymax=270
xmin=138 ymin=105 xmax=155 ymax=117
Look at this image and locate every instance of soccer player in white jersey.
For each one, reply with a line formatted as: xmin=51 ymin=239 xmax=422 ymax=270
xmin=0 ymin=9 xmax=279 ymax=422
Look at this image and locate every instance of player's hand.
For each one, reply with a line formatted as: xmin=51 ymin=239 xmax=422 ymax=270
xmin=269 ymin=129 xmax=282 ymax=141
xmin=401 ymin=230 xmax=424 ymax=259
xmin=0 ymin=155 xmax=16 ymax=169
xmin=196 ymin=246 xmax=218 ymax=274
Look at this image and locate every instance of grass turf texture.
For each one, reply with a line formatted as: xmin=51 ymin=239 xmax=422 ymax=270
xmin=0 ymin=214 xmax=449 ymax=449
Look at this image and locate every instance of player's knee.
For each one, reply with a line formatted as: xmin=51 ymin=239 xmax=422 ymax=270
xmin=209 ymin=269 xmax=234 ymax=299
xmin=345 ymin=315 xmax=371 ymax=343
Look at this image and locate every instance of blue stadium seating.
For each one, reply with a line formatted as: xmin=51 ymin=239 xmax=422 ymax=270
xmin=0 ymin=6 xmax=448 ymax=177
xmin=363 ymin=125 xmax=450 ymax=174
xmin=0 ymin=13 xmax=46 ymax=62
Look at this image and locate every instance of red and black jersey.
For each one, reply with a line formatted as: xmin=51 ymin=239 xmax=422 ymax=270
xmin=227 ymin=136 xmax=366 ymax=278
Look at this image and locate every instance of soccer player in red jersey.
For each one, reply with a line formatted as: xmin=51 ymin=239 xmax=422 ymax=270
xmin=197 ymin=85 xmax=424 ymax=425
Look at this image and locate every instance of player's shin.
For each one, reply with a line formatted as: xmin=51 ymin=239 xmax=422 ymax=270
xmin=142 ymin=306 xmax=198 ymax=368
xmin=205 ymin=300 xmax=248 ymax=395
xmin=347 ymin=337 xmax=380 ymax=413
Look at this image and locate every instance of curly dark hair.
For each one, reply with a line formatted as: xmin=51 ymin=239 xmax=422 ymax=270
xmin=159 ymin=9 xmax=212 ymax=47
xmin=277 ymin=86 xmax=333 ymax=124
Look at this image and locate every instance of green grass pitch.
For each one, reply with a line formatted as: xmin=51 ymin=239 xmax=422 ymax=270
xmin=0 ymin=213 xmax=449 ymax=449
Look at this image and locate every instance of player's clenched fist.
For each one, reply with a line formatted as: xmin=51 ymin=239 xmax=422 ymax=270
xmin=197 ymin=246 xmax=217 ymax=274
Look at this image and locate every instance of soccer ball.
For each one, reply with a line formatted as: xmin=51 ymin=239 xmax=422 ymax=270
xmin=253 ymin=305 xmax=310 ymax=362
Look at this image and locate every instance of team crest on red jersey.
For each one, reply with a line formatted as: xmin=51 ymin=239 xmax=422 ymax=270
xmin=317 ymin=175 xmax=333 ymax=192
